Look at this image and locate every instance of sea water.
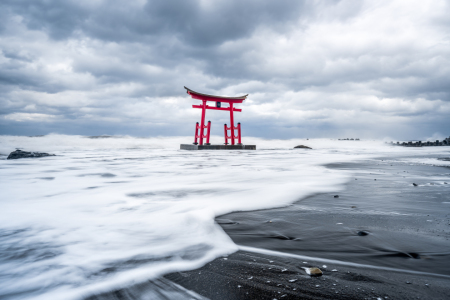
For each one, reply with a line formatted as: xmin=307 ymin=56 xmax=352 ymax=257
xmin=0 ymin=135 xmax=448 ymax=299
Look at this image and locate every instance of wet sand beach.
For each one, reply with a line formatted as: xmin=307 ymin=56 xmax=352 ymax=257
xmin=165 ymin=157 xmax=450 ymax=299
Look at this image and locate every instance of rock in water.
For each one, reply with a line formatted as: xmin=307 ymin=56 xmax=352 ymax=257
xmin=334 ymin=195 xmax=339 ymax=198
xmin=294 ymin=145 xmax=312 ymax=149
xmin=303 ymin=267 xmax=323 ymax=277
xmin=7 ymin=149 xmax=55 ymax=160
xmin=412 ymin=183 xmax=418 ymax=187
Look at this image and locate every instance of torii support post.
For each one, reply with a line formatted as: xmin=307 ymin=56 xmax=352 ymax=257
xmin=194 ymin=121 xmax=211 ymax=145
xmin=237 ymin=122 xmax=242 ymax=144
xmin=200 ymin=100 xmax=206 ymax=145
xmin=223 ymin=102 xmax=243 ymax=145
xmin=205 ymin=121 xmax=211 ymax=145
xmin=224 ymin=124 xmax=228 ymax=145
xmin=229 ymin=102 xmax=235 ymax=145
xmin=194 ymin=122 xmax=199 ymax=145
xmin=193 ymin=100 xmax=212 ymax=146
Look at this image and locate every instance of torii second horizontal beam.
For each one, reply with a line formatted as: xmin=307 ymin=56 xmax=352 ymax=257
xmin=192 ymin=105 xmax=242 ymax=112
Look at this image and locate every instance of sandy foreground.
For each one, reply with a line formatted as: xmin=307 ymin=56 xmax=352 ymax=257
xmin=164 ymin=158 xmax=450 ymax=299
xmin=86 ymin=154 xmax=450 ymax=300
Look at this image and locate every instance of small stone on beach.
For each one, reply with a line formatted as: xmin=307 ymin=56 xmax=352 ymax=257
xmin=303 ymin=267 xmax=323 ymax=277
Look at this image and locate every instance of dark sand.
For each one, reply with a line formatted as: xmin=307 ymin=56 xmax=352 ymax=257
xmin=88 ymin=155 xmax=450 ymax=299
xmin=166 ymin=157 xmax=450 ymax=299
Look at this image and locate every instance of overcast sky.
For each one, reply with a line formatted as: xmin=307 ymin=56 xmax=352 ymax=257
xmin=1 ymin=0 xmax=449 ymax=140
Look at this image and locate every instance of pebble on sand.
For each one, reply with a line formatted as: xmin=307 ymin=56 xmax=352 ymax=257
xmin=303 ymin=267 xmax=323 ymax=277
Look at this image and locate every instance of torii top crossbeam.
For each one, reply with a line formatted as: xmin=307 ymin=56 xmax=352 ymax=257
xmin=185 ymin=87 xmax=248 ymax=103
xmin=185 ymin=87 xmax=248 ymax=146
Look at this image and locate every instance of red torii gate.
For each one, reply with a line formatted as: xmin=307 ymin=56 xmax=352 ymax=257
xmin=185 ymin=87 xmax=248 ymax=146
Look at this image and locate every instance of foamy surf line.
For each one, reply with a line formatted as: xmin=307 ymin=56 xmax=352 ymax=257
xmin=1 ymin=135 xmax=449 ymax=299
xmin=238 ymin=245 xmax=450 ymax=279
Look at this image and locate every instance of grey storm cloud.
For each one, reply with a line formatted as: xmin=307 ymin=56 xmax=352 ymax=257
xmin=5 ymin=0 xmax=312 ymax=43
xmin=0 ymin=0 xmax=449 ymax=140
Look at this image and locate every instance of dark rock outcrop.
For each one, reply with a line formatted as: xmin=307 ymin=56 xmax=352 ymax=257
xmin=294 ymin=145 xmax=312 ymax=149
xmin=7 ymin=149 xmax=55 ymax=160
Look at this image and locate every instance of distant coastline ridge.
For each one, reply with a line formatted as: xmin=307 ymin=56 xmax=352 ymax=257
xmin=387 ymin=136 xmax=450 ymax=147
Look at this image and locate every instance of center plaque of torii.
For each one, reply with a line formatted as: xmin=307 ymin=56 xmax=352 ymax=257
xmin=180 ymin=87 xmax=256 ymax=150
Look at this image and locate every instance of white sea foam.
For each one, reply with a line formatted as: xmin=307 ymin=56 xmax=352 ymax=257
xmin=399 ymin=157 xmax=450 ymax=167
xmin=0 ymin=135 xmax=449 ymax=299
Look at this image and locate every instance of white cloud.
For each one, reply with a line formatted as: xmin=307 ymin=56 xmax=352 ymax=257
xmin=3 ymin=113 xmax=58 ymax=122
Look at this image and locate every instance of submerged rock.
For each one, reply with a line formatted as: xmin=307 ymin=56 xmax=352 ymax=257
xmin=7 ymin=149 xmax=55 ymax=160
xmin=334 ymin=195 xmax=339 ymax=198
xmin=303 ymin=267 xmax=323 ymax=277
xmin=357 ymin=231 xmax=369 ymax=236
xmin=294 ymin=145 xmax=312 ymax=149
xmin=412 ymin=183 xmax=418 ymax=187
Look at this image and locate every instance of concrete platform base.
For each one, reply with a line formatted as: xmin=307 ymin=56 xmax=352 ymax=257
xmin=180 ymin=144 xmax=256 ymax=150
